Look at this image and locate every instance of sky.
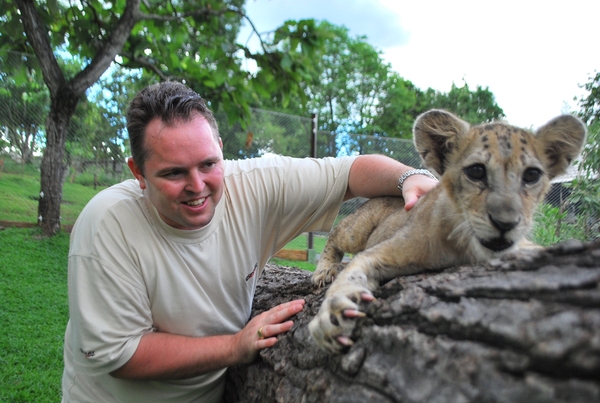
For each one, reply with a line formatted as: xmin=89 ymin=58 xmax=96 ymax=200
xmin=239 ymin=0 xmax=600 ymax=129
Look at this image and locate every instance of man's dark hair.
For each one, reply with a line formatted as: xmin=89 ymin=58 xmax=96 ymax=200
xmin=127 ymin=81 xmax=219 ymax=175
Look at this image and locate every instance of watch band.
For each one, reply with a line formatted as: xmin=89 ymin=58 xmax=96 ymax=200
xmin=397 ymin=169 xmax=438 ymax=193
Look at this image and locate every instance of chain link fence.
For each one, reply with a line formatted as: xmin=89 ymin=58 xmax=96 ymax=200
xmin=1 ymin=51 xmax=596 ymax=250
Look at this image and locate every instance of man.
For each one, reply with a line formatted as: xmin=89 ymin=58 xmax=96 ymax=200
xmin=61 ymin=81 xmax=437 ymax=402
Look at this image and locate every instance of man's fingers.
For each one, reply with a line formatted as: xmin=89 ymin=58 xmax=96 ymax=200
xmin=263 ymin=320 xmax=294 ymax=337
xmin=254 ymin=320 xmax=294 ymax=349
xmin=267 ymin=300 xmax=305 ymax=323
xmin=255 ymin=336 xmax=278 ymax=349
xmin=272 ymin=299 xmax=306 ymax=310
xmin=249 ymin=300 xmax=305 ymax=352
xmin=402 ymin=175 xmax=438 ymax=211
xmin=404 ymin=195 xmax=418 ymax=211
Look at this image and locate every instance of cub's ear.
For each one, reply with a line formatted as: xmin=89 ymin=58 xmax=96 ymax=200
xmin=413 ymin=109 xmax=470 ymax=176
xmin=535 ymin=115 xmax=587 ymax=179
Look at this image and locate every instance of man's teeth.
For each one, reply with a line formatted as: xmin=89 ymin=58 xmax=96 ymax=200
xmin=185 ymin=198 xmax=205 ymax=206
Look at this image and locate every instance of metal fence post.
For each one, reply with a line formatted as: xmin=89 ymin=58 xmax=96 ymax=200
xmin=308 ymin=113 xmax=318 ymax=264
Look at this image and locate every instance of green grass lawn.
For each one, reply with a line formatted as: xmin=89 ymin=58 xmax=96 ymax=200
xmin=0 ymin=159 xmax=109 ymax=226
xmin=0 ymin=228 xmax=70 ymax=402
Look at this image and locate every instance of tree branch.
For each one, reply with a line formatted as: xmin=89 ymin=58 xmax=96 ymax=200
xmin=70 ymin=0 xmax=142 ymax=95
xmin=138 ymin=4 xmax=271 ymax=56
xmin=139 ymin=5 xmax=238 ymax=23
xmin=116 ymin=51 xmax=173 ymax=82
xmin=14 ymin=0 xmax=65 ymax=96
xmin=237 ymin=10 xmax=271 ymax=55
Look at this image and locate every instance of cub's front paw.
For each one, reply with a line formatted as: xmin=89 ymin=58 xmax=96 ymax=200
xmin=308 ymin=288 xmax=374 ymax=353
xmin=312 ymin=261 xmax=344 ymax=287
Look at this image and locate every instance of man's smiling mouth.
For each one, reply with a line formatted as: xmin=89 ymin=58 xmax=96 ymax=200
xmin=184 ymin=197 xmax=206 ymax=206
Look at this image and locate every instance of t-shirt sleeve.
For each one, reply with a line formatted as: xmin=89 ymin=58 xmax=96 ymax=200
xmin=66 ymin=252 xmax=154 ymax=376
xmin=66 ymin=194 xmax=157 ymax=377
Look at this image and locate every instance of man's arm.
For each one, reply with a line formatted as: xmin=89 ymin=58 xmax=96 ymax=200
xmin=110 ymin=299 xmax=305 ymax=380
xmin=345 ymin=155 xmax=438 ymax=210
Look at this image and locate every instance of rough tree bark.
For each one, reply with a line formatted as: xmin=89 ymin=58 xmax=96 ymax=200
xmin=225 ymin=240 xmax=600 ymax=403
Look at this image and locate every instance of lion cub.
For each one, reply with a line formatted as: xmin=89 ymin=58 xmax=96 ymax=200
xmin=309 ymin=109 xmax=586 ymax=352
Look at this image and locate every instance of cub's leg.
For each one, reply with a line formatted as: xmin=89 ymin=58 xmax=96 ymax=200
xmin=312 ymin=197 xmax=403 ymax=286
xmin=310 ymin=235 xmax=425 ymax=352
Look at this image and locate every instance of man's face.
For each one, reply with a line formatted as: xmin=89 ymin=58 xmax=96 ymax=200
xmin=128 ymin=114 xmax=224 ymax=230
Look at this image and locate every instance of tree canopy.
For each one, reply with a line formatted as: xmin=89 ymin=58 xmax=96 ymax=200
xmin=257 ymin=21 xmax=504 ymax=143
xmin=578 ymin=71 xmax=600 ymax=126
xmin=1 ymin=0 xmax=330 ymax=235
xmin=575 ymin=71 xmax=600 ymax=178
xmin=0 ymin=53 xmax=48 ymax=164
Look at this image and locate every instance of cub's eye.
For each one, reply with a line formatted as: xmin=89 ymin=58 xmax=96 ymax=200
xmin=523 ymin=167 xmax=542 ymax=184
xmin=464 ymin=164 xmax=486 ymax=181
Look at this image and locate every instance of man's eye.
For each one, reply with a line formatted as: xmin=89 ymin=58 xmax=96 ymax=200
xmin=164 ymin=170 xmax=183 ymax=177
xmin=201 ymin=161 xmax=218 ymax=171
xmin=464 ymin=164 xmax=486 ymax=181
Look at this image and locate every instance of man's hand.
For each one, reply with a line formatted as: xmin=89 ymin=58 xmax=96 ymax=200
xmin=402 ymin=174 xmax=438 ymax=211
xmin=234 ymin=299 xmax=306 ymax=364
xmin=344 ymin=155 xmax=438 ymax=204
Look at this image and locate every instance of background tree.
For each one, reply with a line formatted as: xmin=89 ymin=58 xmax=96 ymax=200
xmin=1 ymin=0 xmax=327 ymax=236
xmin=577 ymin=71 xmax=600 ymax=178
xmin=570 ymin=71 xmax=600 ymax=240
xmin=421 ymin=81 xmax=505 ymax=125
xmin=65 ymin=66 xmax=145 ymax=185
xmin=219 ymin=109 xmax=313 ymax=160
xmin=306 ymin=23 xmax=391 ymax=156
xmin=0 ymin=52 xmax=48 ymax=164
xmin=578 ymin=71 xmax=600 ymax=126
xmin=372 ymin=80 xmax=505 ymax=141
xmin=257 ymin=21 xmax=504 ymax=156
xmin=258 ymin=22 xmax=393 ymax=156
xmin=370 ymin=72 xmax=424 ymax=139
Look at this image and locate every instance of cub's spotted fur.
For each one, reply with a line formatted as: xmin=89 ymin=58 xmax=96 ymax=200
xmin=309 ymin=109 xmax=586 ymax=353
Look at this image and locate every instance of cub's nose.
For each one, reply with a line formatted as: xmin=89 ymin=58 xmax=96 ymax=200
xmin=489 ymin=214 xmax=520 ymax=233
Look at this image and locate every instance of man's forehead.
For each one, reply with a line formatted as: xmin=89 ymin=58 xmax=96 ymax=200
xmin=145 ymin=115 xmax=216 ymax=141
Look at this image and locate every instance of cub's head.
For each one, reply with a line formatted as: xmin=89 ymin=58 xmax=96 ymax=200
xmin=413 ymin=110 xmax=586 ymax=256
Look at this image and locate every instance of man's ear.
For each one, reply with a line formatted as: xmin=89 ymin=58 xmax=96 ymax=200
xmin=219 ymin=137 xmax=223 ymax=150
xmin=127 ymin=157 xmax=147 ymax=190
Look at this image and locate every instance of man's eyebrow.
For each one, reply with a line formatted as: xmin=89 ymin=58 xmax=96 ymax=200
xmin=154 ymin=156 xmax=222 ymax=176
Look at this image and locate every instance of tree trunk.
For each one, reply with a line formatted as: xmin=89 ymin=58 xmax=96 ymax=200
xmin=37 ymin=91 xmax=78 ymax=236
xmin=225 ymin=240 xmax=600 ymax=403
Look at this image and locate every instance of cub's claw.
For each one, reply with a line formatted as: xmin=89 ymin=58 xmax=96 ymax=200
xmin=361 ymin=292 xmax=375 ymax=302
xmin=337 ymin=336 xmax=354 ymax=346
xmin=343 ymin=309 xmax=365 ymax=318
xmin=309 ymin=286 xmax=374 ymax=353
xmin=317 ymin=275 xmax=335 ymax=289
xmin=312 ymin=262 xmax=344 ymax=287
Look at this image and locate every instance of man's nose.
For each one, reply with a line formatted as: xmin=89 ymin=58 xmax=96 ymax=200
xmin=185 ymin=170 xmax=205 ymax=193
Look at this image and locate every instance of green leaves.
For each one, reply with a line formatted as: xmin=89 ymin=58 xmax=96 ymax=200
xmin=578 ymin=71 xmax=600 ymax=126
xmin=3 ymin=0 xmax=333 ymax=133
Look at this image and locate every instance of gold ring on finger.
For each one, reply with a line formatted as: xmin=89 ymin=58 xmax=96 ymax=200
xmin=257 ymin=326 xmax=265 ymax=339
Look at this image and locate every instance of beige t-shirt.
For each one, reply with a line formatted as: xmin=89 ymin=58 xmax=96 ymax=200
xmin=62 ymin=155 xmax=356 ymax=402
